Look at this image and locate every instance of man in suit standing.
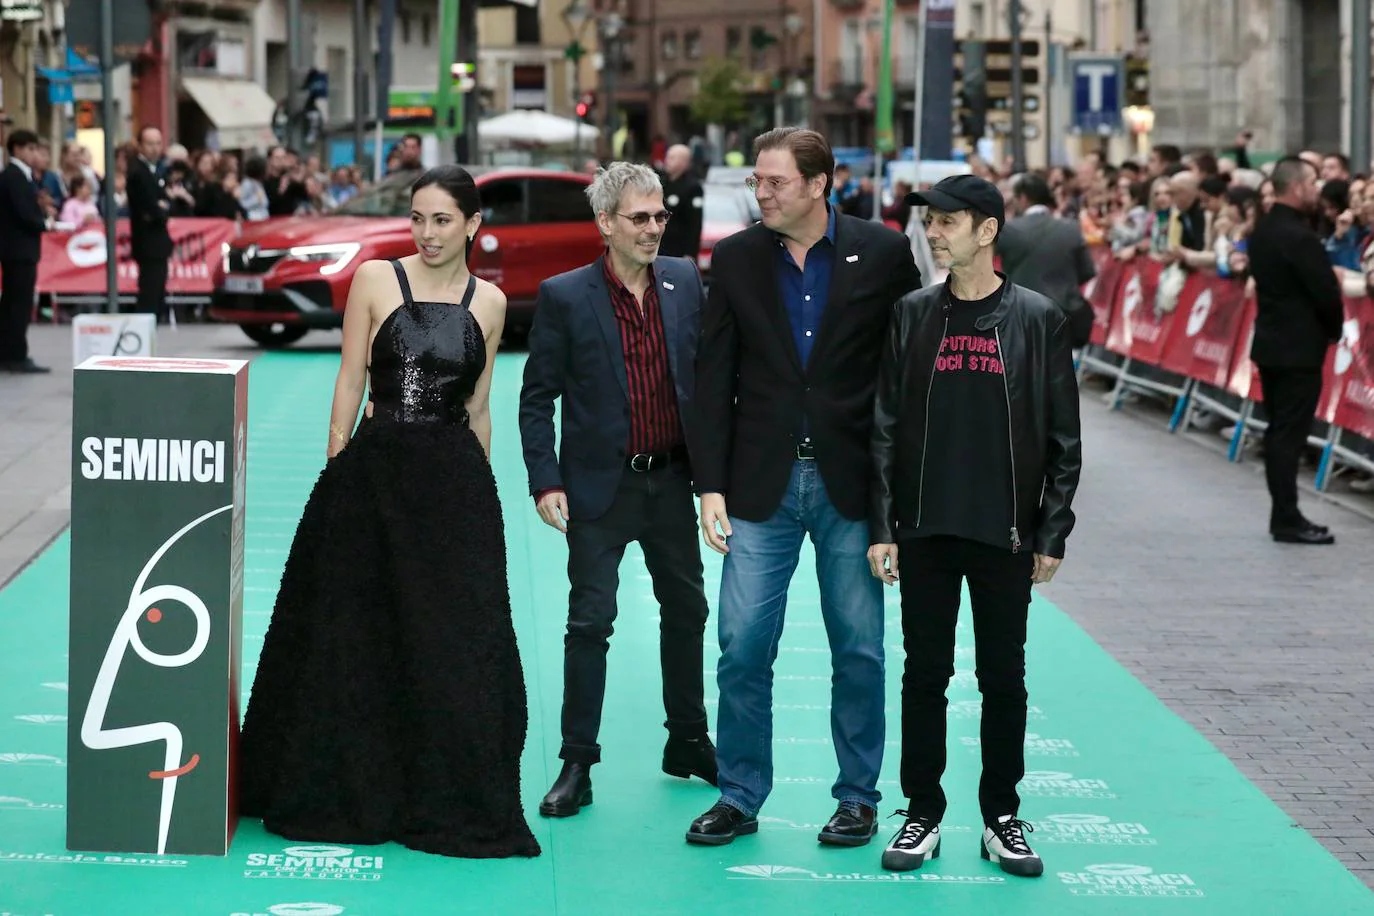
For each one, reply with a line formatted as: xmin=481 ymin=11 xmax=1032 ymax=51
xmin=658 ymin=144 xmax=703 ymax=261
xmin=0 ymin=130 xmax=51 ymax=374
xmin=1247 ymin=157 xmax=1343 ymax=545
xmin=519 ymin=161 xmax=716 ymax=818
xmin=997 ymin=173 xmax=1096 ymax=347
xmin=687 ymin=127 xmax=922 ymax=847
xmin=126 ymin=126 xmax=173 ymax=323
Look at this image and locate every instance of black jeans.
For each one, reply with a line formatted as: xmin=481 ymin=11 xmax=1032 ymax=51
xmin=0 ymin=259 xmax=36 ymax=364
xmin=898 ymin=535 xmax=1034 ymax=826
xmin=134 ymin=257 xmax=169 ymax=323
xmin=560 ymin=463 xmax=710 ymax=763
xmin=1256 ymin=365 xmax=1324 ymax=530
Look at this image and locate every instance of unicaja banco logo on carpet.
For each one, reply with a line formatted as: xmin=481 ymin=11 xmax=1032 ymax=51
xmin=726 ymin=865 xmax=1003 ymax=884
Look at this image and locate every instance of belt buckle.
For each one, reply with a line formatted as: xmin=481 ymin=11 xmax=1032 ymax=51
xmin=630 ymin=453 xmax=653 ymax=472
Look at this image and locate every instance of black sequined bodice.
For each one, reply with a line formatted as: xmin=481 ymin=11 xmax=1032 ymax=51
xmin=369 ymin=266 xmax=485 ymax=426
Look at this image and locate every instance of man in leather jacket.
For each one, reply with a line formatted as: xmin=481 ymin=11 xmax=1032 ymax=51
xmin=866 ymin=174 xmax=1081 ymax=878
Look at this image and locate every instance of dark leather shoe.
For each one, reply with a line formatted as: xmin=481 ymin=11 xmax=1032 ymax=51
xmin=818 ymin=800 xmax=879 ymax=846
xmin=539 ymin=761 xmax=593 ymax=817
xmin=663 ymin=735 xmax=718 ymax=786
xmin=1272 ymin=524 xmax=1335 ymax=545
xmin=686 ymin=801 xmax=758 ymax=845
xmin=0 ymin=359 xmax=50 ymax=374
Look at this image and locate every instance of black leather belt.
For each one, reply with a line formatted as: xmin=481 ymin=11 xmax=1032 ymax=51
xmin=626 ymin=445 xmax=687 ymax=472
xmin=796 ymin=442 xmax=816 ymax=460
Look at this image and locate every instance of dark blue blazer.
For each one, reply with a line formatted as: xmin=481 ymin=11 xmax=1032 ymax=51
xmin=519 ymin=255 xmax=704 ymax=522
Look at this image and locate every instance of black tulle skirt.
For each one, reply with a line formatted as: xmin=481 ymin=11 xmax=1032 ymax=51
xmin=238 ymin=417 xmax=540 ymax=858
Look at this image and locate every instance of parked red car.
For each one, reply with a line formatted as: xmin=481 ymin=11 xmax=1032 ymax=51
xmin=210 ymin=167 xmax=604 ymax=347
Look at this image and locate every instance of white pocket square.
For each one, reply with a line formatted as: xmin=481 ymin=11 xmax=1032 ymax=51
xmin=663 ymin=281 xmax=675 ymax=290
xmin=846 ymin=254 xmax=859 ymax=263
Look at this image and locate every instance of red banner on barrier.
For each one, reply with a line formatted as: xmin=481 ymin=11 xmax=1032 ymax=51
xmin=1083 ymin=249 xmax=1124 ymax=346
xmin=1158 ymin=272 xmax=1249 ymax=387
xmin=1104 ymin=259 xmax=1177 ymax=363
xmin=1225 ymin=295 xmax=1263 ymax=402
xmin=30 ymin=219 xmax=237 ymax=296
xmin=1331 ymin=296 xmax=1374 ymax=439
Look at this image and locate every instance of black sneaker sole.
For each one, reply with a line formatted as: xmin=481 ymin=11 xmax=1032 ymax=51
xmin=881 ymin=836 xmax=940 ymax=871
xmin=981 ymin=841 xmax=1044 ymax=877
xmin=685 ymin=819 xmax=758 ymax=846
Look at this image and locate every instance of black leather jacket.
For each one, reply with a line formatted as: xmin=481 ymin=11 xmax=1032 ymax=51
xmin=869 ymin=276 xmax=1082 ymax=558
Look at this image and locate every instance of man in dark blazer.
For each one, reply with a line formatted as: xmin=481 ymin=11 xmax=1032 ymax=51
xmin=997 ymin=172 xmax=1096 ymax=347
xmin=126 ymin=126 xmax=173 ymax=323
xmin=686 ymin=127 xmax=922 ymax=847
xmin=1247 ymin=156 xmax=1343 ymax=545
xmin=0 ymin=130 xmax=51 ymax=374
xmin=519 ymin=161 xmax=716 ymax=819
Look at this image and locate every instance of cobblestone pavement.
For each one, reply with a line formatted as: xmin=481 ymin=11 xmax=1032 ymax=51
xmin=2 ymin=321 xmax=1372 ymax=886
xmin=1043 ymin=379 xmax=1374 ymax=888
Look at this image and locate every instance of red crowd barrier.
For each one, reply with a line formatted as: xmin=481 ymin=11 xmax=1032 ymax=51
xmin=0 ymin=219 xmax=237 ymax=297
xmin=1087 ymin=250 xmax=1374 ymax=444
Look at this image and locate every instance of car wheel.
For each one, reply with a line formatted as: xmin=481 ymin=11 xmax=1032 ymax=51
xmin=240 ymin=323 xmax=309 ymax=348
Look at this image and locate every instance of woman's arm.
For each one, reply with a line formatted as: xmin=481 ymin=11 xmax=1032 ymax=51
xmin=327 ymin=261 xmax=381 ymax=458
xmin=465 ymin=283 xmax=508 ymax=460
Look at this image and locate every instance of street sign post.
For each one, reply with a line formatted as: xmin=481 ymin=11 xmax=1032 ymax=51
xmin=1070 ymin=54 xmax=1124 ymax=134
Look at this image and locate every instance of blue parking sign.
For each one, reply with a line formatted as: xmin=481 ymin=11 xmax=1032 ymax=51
xmin=1071 ymin=55 xmax=1124 ymax=133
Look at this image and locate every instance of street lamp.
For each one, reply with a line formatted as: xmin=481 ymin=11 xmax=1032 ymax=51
xmin=562 ymin=0 xmax=592 ymax=159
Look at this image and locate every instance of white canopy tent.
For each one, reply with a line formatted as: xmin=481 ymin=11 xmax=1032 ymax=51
xmin=476 ymin=110 xmax=600 ymax=147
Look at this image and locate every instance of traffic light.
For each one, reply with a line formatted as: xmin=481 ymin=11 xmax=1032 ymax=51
xmin=1124 ymin=53 xmax=1149 ymax=107
xmin=953 ymin=38 xmax=1041 ymax=139
xmin=575 ymin=91 xmax=595 ymax=120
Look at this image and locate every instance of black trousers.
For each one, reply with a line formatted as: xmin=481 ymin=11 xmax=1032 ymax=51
xmin=1256 ymin=365 xmax=1323 ymax=529
xmin=134 ymin=257 xmax=169 ymax=323
xmin=560 ymin=463 xmax=710 ymax=764
xmin=898 ymin=535 xmax=1034 ymax=826
xmin=0 ymin=259 xmax=36 ymax=364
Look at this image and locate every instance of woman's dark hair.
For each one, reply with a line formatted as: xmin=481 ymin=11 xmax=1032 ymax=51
xmin=243 ymin=155 xmax=268 ymax=182
xmin=1319 ymin=178 xmax=1350 ymax=210
xmin=68 ymin=172 xmax=88 ymax=196
xmin=411 ymin=165 xmax=482 ymax=258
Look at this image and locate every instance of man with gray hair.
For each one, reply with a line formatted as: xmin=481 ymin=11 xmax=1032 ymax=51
xmin=520 ymin=162 xmax=717 ymax=817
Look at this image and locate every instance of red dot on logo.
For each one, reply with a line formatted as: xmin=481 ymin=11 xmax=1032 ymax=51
xmin=146 ymin=608 xmax=163 ymax=624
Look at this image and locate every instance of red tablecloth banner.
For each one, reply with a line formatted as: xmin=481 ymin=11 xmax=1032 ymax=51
xmin=1083 ymin=249 xmax=1124 ymax=347
xmin=1331 ymin=295 xmax=1374 ymax=439
xmin=1104 ymin=258 xmax=1177 ymax=364
xmin=1158 ymin=272 xmax=1249 ymax=388
xmin=17 ymin=219 xmax=238 ymax=296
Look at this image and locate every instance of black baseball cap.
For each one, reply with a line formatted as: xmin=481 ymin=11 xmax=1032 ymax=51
xmin=905 ymin=174 xmax=1005 ymax=228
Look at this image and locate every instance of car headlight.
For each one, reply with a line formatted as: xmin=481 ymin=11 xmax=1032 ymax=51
xmin=286 ymin=243 xmax=361 ymax=276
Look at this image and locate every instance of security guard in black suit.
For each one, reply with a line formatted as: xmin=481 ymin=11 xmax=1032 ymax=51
xmin=0 ymin=129 xmax=51 ymax=373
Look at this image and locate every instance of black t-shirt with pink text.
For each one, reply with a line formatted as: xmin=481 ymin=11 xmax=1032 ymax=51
xmin=907 ymin=284 xmax=1016 ymax=552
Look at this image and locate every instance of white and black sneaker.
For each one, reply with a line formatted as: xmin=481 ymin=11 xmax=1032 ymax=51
xmin=981 ymin=815 xmax=1044 ymax=877
xmin=880 ymin=810 xmax=940 ymax=871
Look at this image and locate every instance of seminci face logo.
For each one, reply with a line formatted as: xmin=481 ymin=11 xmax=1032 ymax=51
xmin=1059 ymin=862 xmax=1203 ymax=897
xmin=80 ymin=504 xmax=233 ymax=855
xmin=244 ymin=845 xmax=385 ymax=882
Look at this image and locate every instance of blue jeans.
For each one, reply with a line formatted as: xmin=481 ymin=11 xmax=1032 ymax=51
xmin=715 ymin=460 xmax=886 ymax=816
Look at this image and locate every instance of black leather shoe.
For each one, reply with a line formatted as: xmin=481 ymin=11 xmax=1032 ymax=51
xmin=818 ymin=800 xmax=879 ymax=846
xmin=539 ymin=761 xmax=593 ymax=817
xmin=0 ymin=359 xmax=50 ymax=374
xmin=663 ymin=735 xmax=718 ymax=786
xmin=1272 ymin=524 xmax=1335 ymax=545
xmin=686 ymin=801 xmax=758 ymax=845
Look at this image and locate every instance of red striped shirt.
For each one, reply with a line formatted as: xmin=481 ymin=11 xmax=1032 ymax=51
xmin=602 ymin=256 xmax=683 ymax=454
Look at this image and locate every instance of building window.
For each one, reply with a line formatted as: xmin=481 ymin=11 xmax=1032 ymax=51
xmin=969 ymin=2 xmax=985 ymax=36
xmin=684 ymin=28 xmax=701 ymax=59
xmin=421 ymin=13 xmax=431 ymax=46
xmin=515 ymin=5 xmax=541 ymax=45
xmin=400 ymin=12 xmax=411 ymax=45
xmin=661 ymin=31 xmax=677 ymax=60
xmin=726 ymin=26 xmax=741 ymax=57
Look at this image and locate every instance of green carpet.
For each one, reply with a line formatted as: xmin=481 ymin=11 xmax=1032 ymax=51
xmin=1 ymin=351 xmax=1371 ymax=915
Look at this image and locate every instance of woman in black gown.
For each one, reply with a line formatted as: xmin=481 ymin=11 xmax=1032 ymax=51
xmin=239 ymin=166 xmax=540 ymax=858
